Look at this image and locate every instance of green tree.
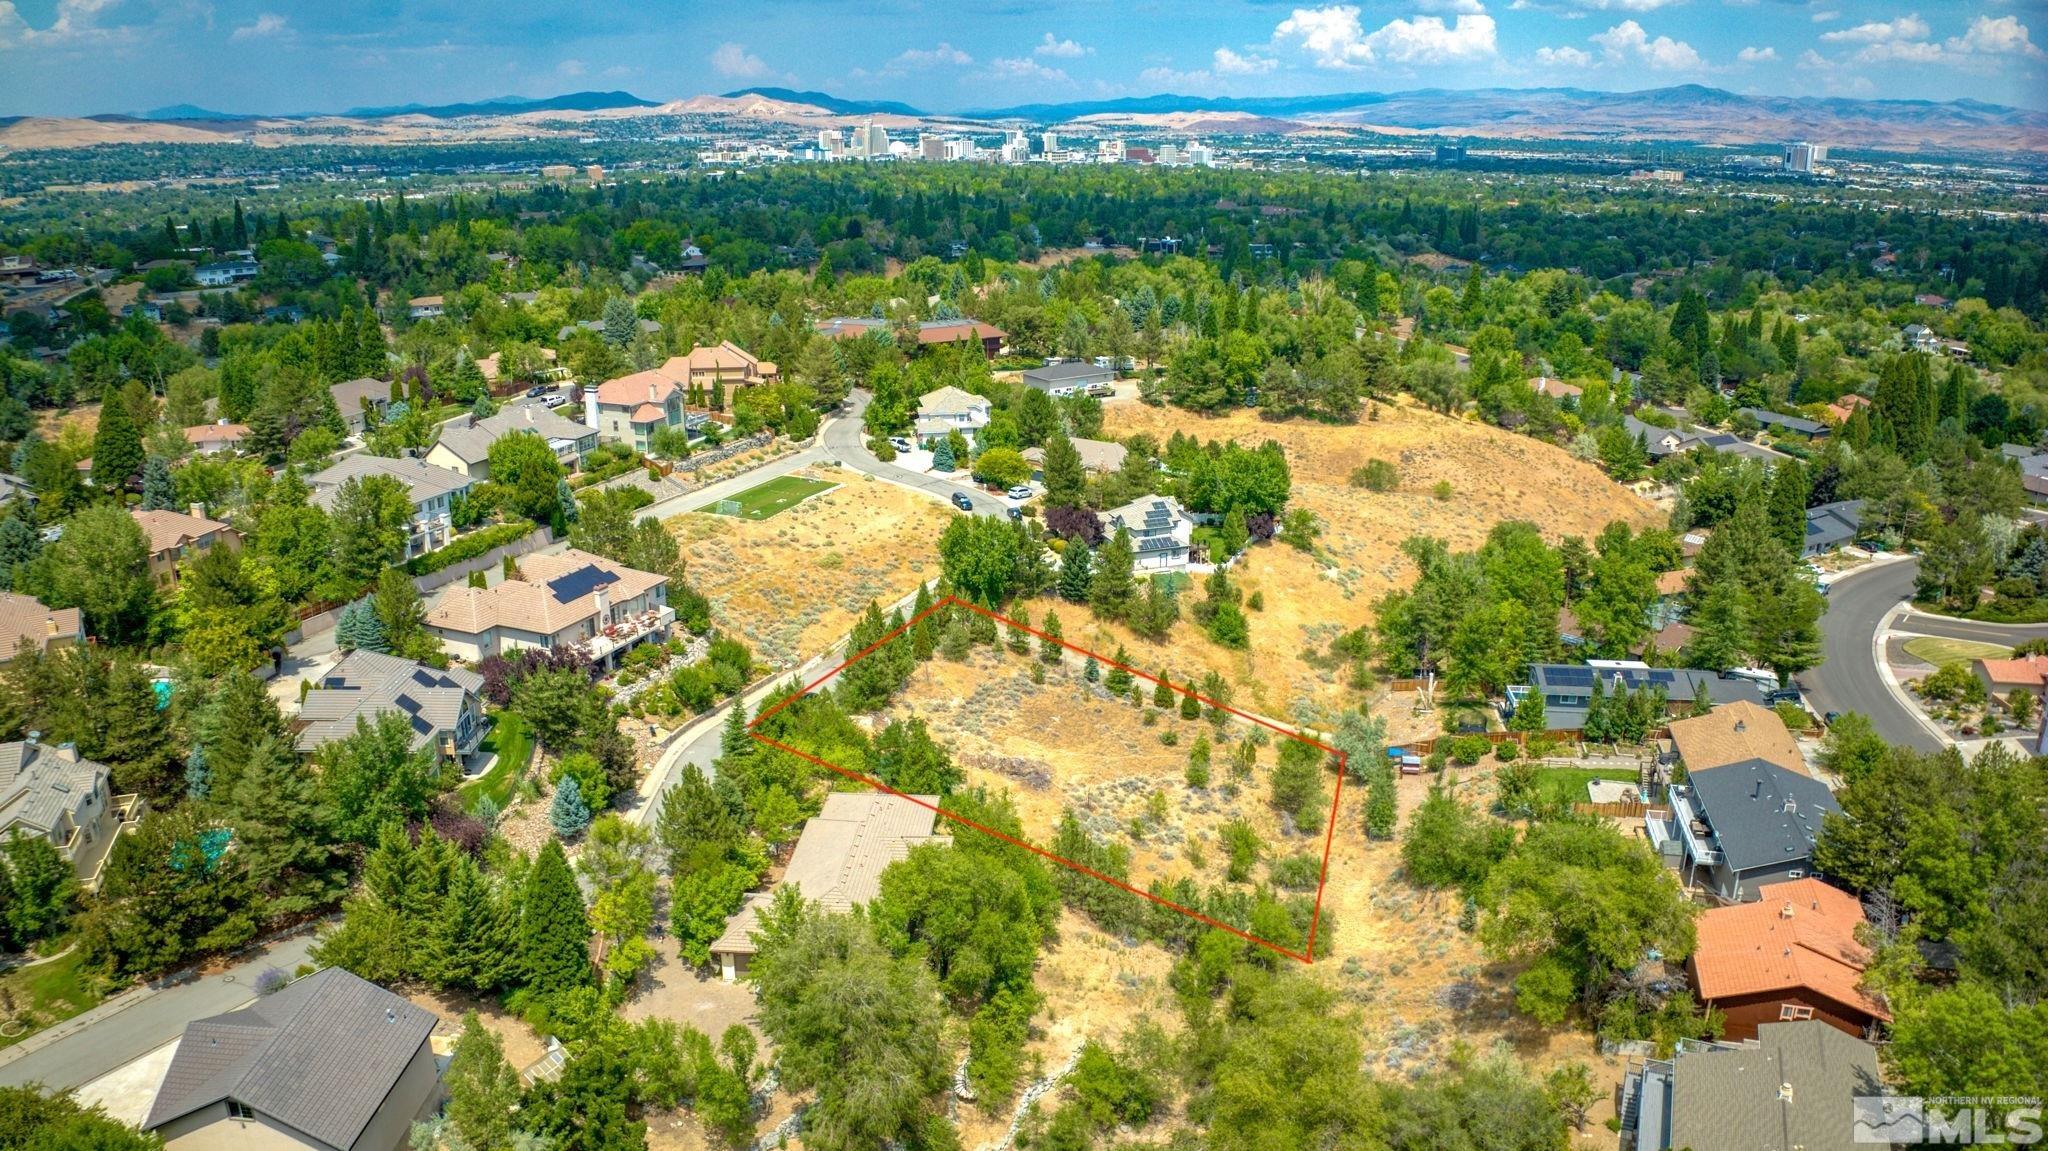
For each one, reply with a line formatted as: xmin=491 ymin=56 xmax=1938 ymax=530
xmin=484 ymin=431 xmax=567 ymax=527
xmin=1040 ymin=433 xmax=1086 ymax=509
xmin=2 ymin=831 xmax=76 ymax=945
xmin=444 ymin=1013 xmax=523 ymax=1151
xmin=91 ymin=381 xmax=145 ymax=491
xmin=1087 ymin=528 xmax=1136 ymax=620
xmin=226 ymin=737 xmax=345 ymax=920
xmin=313 ymin=713 xmax=444 ymax=844
xmin=27 ymin=503 xmax=153 ymax=641
xmin=520 ymin=839 xmax=594 ymax=996
xmin=938 ymin=514 xmax=1021 ymax=606
xmin=326 ymin=474 xmax=412 ymax=592
xmin=140 ymin=454 xmax=176 ymax=511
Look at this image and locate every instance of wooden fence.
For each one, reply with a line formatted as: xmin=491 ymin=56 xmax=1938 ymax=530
xmin=1575 ymin=801 xmax=1669 ymax=820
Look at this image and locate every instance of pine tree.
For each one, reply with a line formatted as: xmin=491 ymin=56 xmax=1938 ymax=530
xmin=1153 ymin=674 xmax=1174 ymax=709
xmin=1006 ymin=620 xmax=1031 ymax=655
xmin=228 ymin=737 xmax=345 ymax=921
xmin=1056 ymin=543 xmax=1093 ymax=603
xmin=98 ymin=657 xmax=178 ymax=797
xmin=940 ymin=616 xmax=972 ymax=660
xmin=720 ymin=700 xmax=751 ymax=757
xmin=1084 ymin=656 xmax=1100 ymax=683
xmin=141 ymin=456 xmax=176 ymax=511
xmin=550 ymin=775 xmax=591 ymax=838
xmin=1105 ymin=649 xmax=1133 ymax=694
xmin=335 ymin=596 xmax=388 ymax=653
xmin=443 ymin=1013 xmax=521 ymax=1151
xmin=194 ymin=670 xmax=286 ymax=803
xmin=1088 ymin=528 xmax=1136 ymax=620
xmin=520 ymin=839 xmax=594 ymax=995
xmin=1508 ymin=689 xmax=1547 ymax=734
xmin=428 ymin=859 xmax=515 ymax=993
xmin=1768 ymin=460 xmax=1809 ymax=554
xmin=1180 ymin=687 xmax=1202 ymax=720
xmin=1039 ymin=609 xmax=1065 ymax=664
xmin=932 ymin=436 xmax=956 ymax=472
xmin=1040 ymin=433 xmax=1086 ymax=509
xmin=90 ymin=385 xmax=144 ymax=492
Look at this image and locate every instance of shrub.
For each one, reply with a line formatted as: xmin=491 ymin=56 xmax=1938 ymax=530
xmin=1447 ymin=735 xmax=1492 ymax=765
xmin=403 ymin=519 xmax=538 ymax=576
xmin=1433 ymin=480 xmax=1455 ymax=501
xmin=1349 ymin=458 xmax=1399 ymax=492
xmin=1493 ymin=741 xmax=1519 ymax=762
xmin=1268 ymin=853 xmax=1321 ymax=891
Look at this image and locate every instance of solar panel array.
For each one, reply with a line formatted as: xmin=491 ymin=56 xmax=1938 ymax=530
xmin=546 ymin=564 xmax=616 ymax=602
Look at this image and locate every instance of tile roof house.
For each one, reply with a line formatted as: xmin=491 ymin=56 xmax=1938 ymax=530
xmin=0 ymin=738 xmax=142 ymax=891
xmin=425 ymin=548 xmax=671 ymax=667
xmin=1804 ymin=500 xmax=1865 ymax=557
xmin=1511 ymin=662 xmax=1773 ymax=732
xmin=305 ymin=456 xmax=475 ymax=559
xmin=1620 ymin=1021 xmax=1884 ymax=1151
xmin=1103 ymin=495 xmax=1196 ymax=573
xmin=585 ymin=368 xmax=684 ymax=451
xmin=143 ymin=967 xmax=442 ymax=1151
xmin=294 ymin=650 xmax=487 ymax=766
xmin=1649 ymin=757 xmax=1841 ymax=904
xmin=424 ymin=402 xmax=599 ymax=480
xmin=1528 ymin=375 xmax=1582 ymax=400
xmin=1022 ymin=437 xmax=1129 ymax=475
xmin=0 ymin=591 xmax=83 ymax=664
xmin=1972 ymin=652 xmax=2048 ymax=703
xmin=131 ymin=506 xmax=242 ymax=586
xmin=1667 ymin=701 xmax=1806 ymax=777
xmin=329 ymin=377 xmax=393 ymax=435
xmin=1689 ymin=878 xmax=1889 ymax=1041
xmin=184 ymin=422 xmax=251 ymax=455
xmin=661 ymin=341 xmax=778 ymax=392
xmin=711 ymin=791 xmax=948 ymax=980
xmin=914 ymin=386 xmax=993 ymax=441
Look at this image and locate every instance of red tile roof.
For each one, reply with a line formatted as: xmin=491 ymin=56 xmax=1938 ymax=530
xmin=1691 ymin=878 xmax=1889 ymax=1021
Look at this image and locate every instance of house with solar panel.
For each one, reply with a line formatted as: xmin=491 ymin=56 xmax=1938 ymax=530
xmin=1507 ymin=660 xmax=1774 ymax=732
xmin=1102 ymin=495 xmax=1195 ymax=572
xmin=424 ymin=548 xmax=671 ymax=667
xmin=293 ymin=650 xmax=488 ymax=768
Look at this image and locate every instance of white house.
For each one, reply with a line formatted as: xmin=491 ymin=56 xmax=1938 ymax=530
xmin=914 ymin=385 xmax=992 ymax=442
xmin=425 ymin=402 xmax=599 ymax=480
xmin=304 ymin=455 xmax=475 ymax=559
xmin=193 ymin=259 xmax=258 ymax=287
xmin=1103 ymin=495 xmax=1195 ymax=572
xmin=585 ymin=369 xmax=685 ymax=450
xmin=425 ymin=548 xmax=671 ymax=666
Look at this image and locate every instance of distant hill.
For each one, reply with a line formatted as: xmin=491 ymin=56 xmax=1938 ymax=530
xmin=341 ymin=91 xmax=658 ymax=120
xmin=141 ymin=104 xmax=243 ymax=121
xmin=721 ymin=88 xmax=924 ymax=118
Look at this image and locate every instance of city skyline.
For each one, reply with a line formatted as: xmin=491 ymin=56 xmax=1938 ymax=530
xmin=1 ymin=0 xmax=2044 ymax=118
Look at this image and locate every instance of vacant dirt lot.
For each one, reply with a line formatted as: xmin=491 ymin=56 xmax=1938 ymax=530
xmin=666 ymin=468 xmax=950 ymax=668
xmin=1096 ymin=399 xmax=1660 ymax=716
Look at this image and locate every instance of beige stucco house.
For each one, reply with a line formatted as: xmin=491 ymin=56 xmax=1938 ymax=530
xmin=424 ymin=548 xmax=671 ymax=666
xmin=0 ymin=738 xmax=142 ymax=891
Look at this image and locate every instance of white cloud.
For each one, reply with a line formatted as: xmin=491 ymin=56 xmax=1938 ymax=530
xmin=1034 ymin=33 xmax=1089 ymax=58
xmin=1590 ymin=19 xmax=1704 ymax=69
xmin=1416 ymin=0 xmax=1486 ymax=12
xmin=0 ymin=0 xmax=126 ymax=47
xmin=988 ymin=56 xmax=1071 ymax=83
xmin=557 ymin=58 xmax=585 ymax=76
xmin=1138 ymin=64 xmax=1217 ymax=89
xmin=1535 ymin=44 xmax=1594 ymax=66
xmin=1569 ymin=0 xmax=1680 ymax=10
xmin=230 ymin=12 xmax=287 ymax=40
xmin=1736 ymin=44 xmax=1777 ymax=62
xmin=1947 ymin=14 xmax=2041 ymax=57
xmin=1213 ymin=46 xmax=1279 ymax=73
xmin=892 ymin=42 xmax=972 ymax=68
xmin=1819 ymin=14 xmax=1929 ymax=44
xmin=1274 ymin=6 xmax=1497 ymax=68
xmin=710 ymin=42 xmax=769 ymax=78
xmin=1810 ymin=9 xmax=1840 ymax=22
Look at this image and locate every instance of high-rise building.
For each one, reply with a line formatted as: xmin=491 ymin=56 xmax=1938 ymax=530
xmin=919 ymin=133 xmax=946 ymax=160
xmin=855 ymin=121 xmax=889 ymax=161
xmin=1041 ymin=130 xmax=1059 ymax=155
xmin=1157 ymin=144 xmax=1181 ymax=166
xmin=944 ymin=137 xmax=975 ymax=161
xmin=1185 ymin=140 xmax=1214 ymax=167
xmin=1000 ymin=130 xmax=1030 ymax=164
xmin=1783 ymin=142 xmax=1827 ymax=173
xmin=818 ymin=129 xmax=843 ymax=159
xmin=1098 ymin=138 xmax=1125 ymax=163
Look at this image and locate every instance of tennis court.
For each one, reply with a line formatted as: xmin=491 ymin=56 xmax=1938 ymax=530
xmin=711 ymin=475 xmax=840 ymax=520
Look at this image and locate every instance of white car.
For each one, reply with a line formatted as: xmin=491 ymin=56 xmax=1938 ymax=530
xmin=888 ymin=436 xmax=914 ymax=453
xmin=1006 ymin=485 xmax=1033 ymax=501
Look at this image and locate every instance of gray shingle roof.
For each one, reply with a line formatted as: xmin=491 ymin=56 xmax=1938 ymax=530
xmin=433 ymin=402 xmax=595 ymax=466
xmin=0 ymin=740 xmax=105 ymax=840
xmin=306 ymin=454 xmax=473 ymax=511
xmin=295 ymin=650 xmax=483 ymax=754
xmin=1667 ymin=1021 xmax=1884 ymax=1151
xmin=1023 ymin=362 xmax=1115 ymax=388
xmin=144 ymin=967 xmax=437 ymax=1150
xmin=1805 ymin=499 xmax=1865 ymax=552
xmin=1688 ymin=758 xmax=1842 ymax=873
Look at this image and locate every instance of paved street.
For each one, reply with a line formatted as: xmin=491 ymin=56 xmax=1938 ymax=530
xmin=822 ymin=390 xmax=1010 ymax=516
xmin=0 ymin=931 xmax=318 ymax=1092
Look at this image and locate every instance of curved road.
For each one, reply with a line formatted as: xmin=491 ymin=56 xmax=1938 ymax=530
xmin=1804 ymin=558 xmax=2048 ymax=753
xmin=821 ymin=390 xmax=1011 ymax=516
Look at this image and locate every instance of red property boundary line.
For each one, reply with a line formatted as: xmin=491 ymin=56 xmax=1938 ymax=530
xmin=747 ymin=593 xmax=1348 ymax=964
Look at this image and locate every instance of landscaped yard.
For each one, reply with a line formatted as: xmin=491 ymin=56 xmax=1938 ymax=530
xmin=711 ymin=475 xmax=839 ymax=520
xmin=1531 ymin=766 xmax=1642 ymax=806
xmin=0 ymin=948 xmax=103 ymax=1048
xmin=1901 ymin=636 xmax=2011 ymax=666
xmin=459 ymin=713 xmax=533 ymax=811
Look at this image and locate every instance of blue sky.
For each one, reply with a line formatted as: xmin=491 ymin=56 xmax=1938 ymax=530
xmin=1 ymin=0 xmax=2044 ymax=116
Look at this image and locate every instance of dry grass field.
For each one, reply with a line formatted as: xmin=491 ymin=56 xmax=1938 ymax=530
xmin=666 ymin=468 xmax=951 ymax=668
xmin=1096 ymin=398 xmax=1660 ymax=716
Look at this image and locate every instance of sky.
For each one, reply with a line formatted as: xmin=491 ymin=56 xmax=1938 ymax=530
xmin=1 ymin=0 xmax=2044 ymax=117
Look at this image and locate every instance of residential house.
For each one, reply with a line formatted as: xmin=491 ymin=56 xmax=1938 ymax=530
xmin=475 ymin=345 xmax=562 ymax=385
xmin=711 ymin=791 xmax=948 ymax=980
xmin=305 ymin=455 xmax=474 ymax=559
xmin=557 ymin=317 xmax=662 ymax=341
xmin=1648 ymin=757 xmax=1841 ymax=903
xmin=585 ymin=369 xmax=684 ymax=450
xmin=1619 ymin=1021 xmax=1884 ymax=1151
xmin=1972 ymin=652 xmax=2048 ymax=705
xmin=426 ymin=402 xmax=599 ymax=480
xmin=1103 ymin=495 xmax=1195 ymax=573
xmin=914 ymin=386 xmax=993 ymax=441
xmin=815 ymin=317 xmax=1007 ymax=360
xmin=0 ymin=591 xmax=82 ymax=665
xmin=131 ymin=506 xmax=242 ymax=586
xmin=330 ymin=377 xmax=393 ymax=434
xmin=1824 ymin=394 xmax=1872 ymax=425
xmin=1902 ymin=322 xmax=1941 ymax=354
xmin=0 ymin=737 xmax=142 ymax=890
xmin=143 ymin=967 xmax=442 ymax=1151
xmin=1667 ymin=701 xmax=1806 ymax=778
xmin=0 ymin=472 xmax=32 ymax=504
xmin=1742 ymin=407 xmax=1829 ymax=440
xmin=1622 ymin=414 xmax=1699 ymax=459
xmin=1528 ymin=375 xmax=1582 ymax=400
xmin=294 ymin=650 xmax=488 ymax=767
xmin=193 ymin=259 xmax=258 ymax=287
xmin=407 ymin=295 xmax=445 ymax=320
xmin=1023 ymin=362 xmax=1115 ymax=397
xmin=184 ymin=421 xmax=251 ymax=455
xmin=1689 ymin=878 xmax=1890 ymax=1041
xmin=424 ymin=548 xmax=671 ymax=666
xmin=1697 ymin=432 xmax=1793 ymax=464
xmin=1510 ymin=662 xmax=1774 ymax=732
xmin=1021 ymin=437 xmax=1128 ymax=477
xmin=1804 ymin=499 xmax=1865 ymax=557
xmin=662 ymin=341 xmax=779 ymax=394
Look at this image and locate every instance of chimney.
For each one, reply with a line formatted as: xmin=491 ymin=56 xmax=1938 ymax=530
xmin=190 ymin=502 xmax=206 ymax=519
xmin=25 ymin=730 xmax=38 ymax=745
xmin=648 ymin=381 xmax=657 ymax=402
xmin=1734 ymin=718 xmax=1746 ymax=733
xmin=1753 ymin=779 xmax=1763 ymax=799
xmin=55 ymin=742 xmax=76 ymax=762
xmin=1783 ymin=797 xmax=1798 ymax=815
xmin=45 ymin=616 xmax=57 ymax=636
xmin=1780 ymin=901 xmax=1796 ymax=919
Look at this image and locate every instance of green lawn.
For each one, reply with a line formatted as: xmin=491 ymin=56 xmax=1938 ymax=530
xmin=459 ymin=713 xmax=533 ymax=812
xmin=1531 ymin=766 xmax=1641 ymax=807
xmin=710 ymin=476 xmax=839 ymax=520
xmin=1902 ymin=636 xmax=2010 ymax=667
xmin=0 ymin=949 xmax=103 ymax=1049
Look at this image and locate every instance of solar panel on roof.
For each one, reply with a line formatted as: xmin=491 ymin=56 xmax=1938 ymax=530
xmin=1649 ymin=670 xmax=1677 ymax=684
xmin=395 ymin=696 xmax=421 ymax=715
xmin=547 ymin=564 xmax=616 ymax=601
xmin=1546 ymin=666 xmax=1593 ymax=686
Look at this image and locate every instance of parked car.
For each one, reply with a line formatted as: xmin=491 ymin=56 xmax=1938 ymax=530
xmin=1006 ymin=484 xmax=1033 ymax=501
xmin=1007 ymin=507 xmax=1023 ymax=521
xmin=526 ymin=384 xmax=553 ymax=399
xmin=888 ymin=436 xmax=914 ymax=453
xmin=951 ymin=491 xmax=974 ymax=512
